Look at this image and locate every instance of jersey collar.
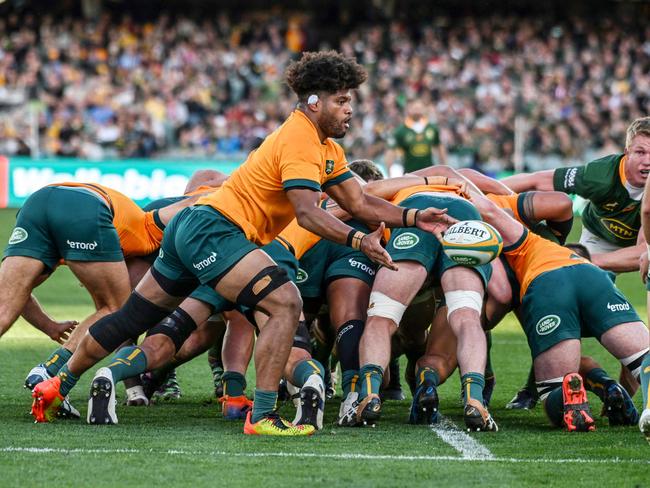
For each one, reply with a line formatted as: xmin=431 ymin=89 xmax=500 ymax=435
xmin=618 ymin=155 xmax=644 ymax=201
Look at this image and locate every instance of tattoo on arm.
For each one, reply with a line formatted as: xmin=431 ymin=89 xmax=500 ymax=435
xmin=522 ymin=192 xmax=539 ymax=225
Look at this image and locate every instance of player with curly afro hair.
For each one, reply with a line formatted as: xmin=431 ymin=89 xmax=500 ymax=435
xmin=285 ymin=51 xmax=367 ymax=139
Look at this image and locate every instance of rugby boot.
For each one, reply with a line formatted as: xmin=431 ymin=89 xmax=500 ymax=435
xmin=464 ymin=398 xmax=498 ymax=432
xmin=31 ymin=377 xmax=64 ymax=423
xmin=409 ymin=380 xmax=439 ymax=425
xmin=124 ymin=385 xmax=149 ymax=406
xmin=356 ymin=393 xmax=382 ymax=426
xmin=505 ymin=387 xmax=537 ymax=410
xmin=562 ymin=373 xmax=595 ymax=432
xmin=337 ymin=391 xmax=360 ymax=426
xmin=277 ymin=378 xmax=291 ymax=402
xmin=293 ymin=375 xmax=325 ymax=430
xmin=243 ymin=411 xmax=315 ymax=436
xmin=220 ymin=395 xmax=253 ymax=420
xmin=57 ymin=397 xmax=81 ymax=419
xmin=639 ymin=408 xmax=650 ymax=444
xmin=602 ymin=382 xmax=638 ymax=426
xmin=87 ymin=367 xmax=118 ymax=425
xmin=24 ymin=363 xmax=51 ymax=390
xmin=152 ymin=370 xmax=181 ymax=402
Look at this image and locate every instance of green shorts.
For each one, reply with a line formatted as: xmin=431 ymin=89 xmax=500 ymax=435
xmin=189 ymin=239 xmax=299 ymax=313
xmin=297 ymin=220 xmax=376 ymax=298
xmin=521 ymin=263 xmax=640 ymax=358
xmin=153 ymin=205 xmax=258 ymax=288
xmin=4 ymin=185 xmax=123 ymax=269
xmin=388 ymin=194 xmax=491 ymax=288
xmin=142 ymin=196 xmax=187 ymax=211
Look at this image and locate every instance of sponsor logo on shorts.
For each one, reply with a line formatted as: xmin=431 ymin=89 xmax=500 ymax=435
xmin=158 ymin=249 xmax=164 ymax=259
xmin=535 ymin=314 xmax=561 ymax=336
xmin=563 ymin=168 xmax=577 ymax=190
xmin=296 ymin=268 xmax=308 ymax=283
xmin=607 ymin=302 xmax=630 ymax=312
xmin=392 ymin=232 xmax=419 ymax=249
xmin=600 ymin=218 xmax=636 ymax=240
xmin=8 ymin=227 xmax=28 ymax=245
xmin=348 ymin=258 xmax=375 ymax=276
xmin=66 ymin=240 xmax=98 ymax=250
xmin=193 ymin=251 xmax=217 ymax=271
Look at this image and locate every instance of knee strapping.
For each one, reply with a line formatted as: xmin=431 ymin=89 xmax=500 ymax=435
xmin=620 ymin=349 xmax=648 ymax=381
xmin=146 ymin=307 xmax=198 ymax=352
xmin=236 ymin=266 xmax=290 ymax=310
xmin=444 ymin=290 xmax=483 ymax=319
xmin=292 ymin=320 xmax=312 ymax=353
xmin=336 ymin=319 xmax=364 ymax=370
xmin=89 ymin=292 xmax=172 ymax=353
xmin=367 ymin=291 xmax=407 ymax=325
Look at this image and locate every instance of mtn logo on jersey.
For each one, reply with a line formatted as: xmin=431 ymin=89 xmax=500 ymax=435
xmin=607 ymin=302 xmax=631 ymax=312
xmin=600 ymin=218 xmax=636 ymax=240
xmin=348 ymin=258 xmax=375 ymax=276
xmin=8 ymin=227 xmax=28 ymax=245
xmin=392 ymin=232 xmax=420 ymax=249
xmin=67 ymin=240 xmax=98 ymax=250
xmin=536 ymin=315 xmax=561 ymax=336
xmin=193 ymin=252 xmax=217 ymax=271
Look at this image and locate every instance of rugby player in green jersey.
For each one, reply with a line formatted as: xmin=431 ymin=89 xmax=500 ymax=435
xmin=503 ymin=117 xmax=650 ymax=273
xmin=385 ymin=100 xmax=447 ymax=175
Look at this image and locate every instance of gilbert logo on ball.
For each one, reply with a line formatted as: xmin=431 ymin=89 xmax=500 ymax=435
xmin=441 ymin=220 xmax=503 ymax=266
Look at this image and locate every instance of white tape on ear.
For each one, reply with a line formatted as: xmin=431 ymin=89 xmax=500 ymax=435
xmin=367 ymin=291 xmax=407 ymax=326
xmin=444 ymin=290 xmax=483 ymax=318
xmin=307 ymin=94 xmax=319 ymax=105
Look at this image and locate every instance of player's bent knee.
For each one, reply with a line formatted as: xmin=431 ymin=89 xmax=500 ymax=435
xmin=236 ymin=265 xmax=293 ymax=311
xmin=444 ymin=290 xmax=483 ymax=319
xmin=367 ymin=291 xmax=407 ymax=326
xmin=145 ymin=307 xmax=198 ymax=352
xmin=89 ymin=292 xmax=172 ymax=353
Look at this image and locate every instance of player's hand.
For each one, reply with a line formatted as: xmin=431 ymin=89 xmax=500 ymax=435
xmin=46 ymin=320 xmax=78 ymax=345
xmin=447 ymin=177 xmax=469 ymax=197
xmin=360 ymin=222 xmax=398 ymax=271
xmin=415 ymin=207 xmax=457 ymax=240
xmin=640 ymin=252 xmax=649 ymax=284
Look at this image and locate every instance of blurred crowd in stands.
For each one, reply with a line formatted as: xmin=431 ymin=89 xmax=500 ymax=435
xmin=0 ymin=10 xmax=648 ymax=172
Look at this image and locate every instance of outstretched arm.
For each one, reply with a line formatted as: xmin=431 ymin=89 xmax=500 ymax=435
xmin=467 ymin=190 xmax=526 ymax=247
xmin=500 ymin=170 xmax=555 ymax=193
xmin=458 ymin=168 xmax=513 ymax=195
xmin=22 ymin=295 xmax=77 ymax=344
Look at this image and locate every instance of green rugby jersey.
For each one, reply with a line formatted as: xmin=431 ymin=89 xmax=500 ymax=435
xmin=553 ymin=153 xmax=642 ymax=247
xmin=388 ymin=121 xmax=440 ymax=173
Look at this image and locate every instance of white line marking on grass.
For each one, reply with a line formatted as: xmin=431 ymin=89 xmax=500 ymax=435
xmin=430 ymin=415 xmax=494 ymax=460
xmin=2 ymin=447 xmax=648 ymax=465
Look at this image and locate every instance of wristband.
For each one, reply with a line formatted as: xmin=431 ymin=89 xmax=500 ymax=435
xmin=347 ymin=229 xmax=366 ymax=250
xmin=402 ymin=208 xmax=419 ymax=227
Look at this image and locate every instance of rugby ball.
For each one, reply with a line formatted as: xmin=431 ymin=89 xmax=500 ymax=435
xmin=442 ymin=220 xmax=503 ymax=266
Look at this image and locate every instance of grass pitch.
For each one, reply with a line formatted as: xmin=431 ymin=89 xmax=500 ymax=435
xmin=0 ymin=209 xmax=648 ymax=487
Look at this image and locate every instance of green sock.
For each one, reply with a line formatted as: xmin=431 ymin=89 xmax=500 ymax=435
xmin=57 ymin=364 xmax=80 ymax=397
xmin=107 ymin=346 xmax=148 ymax=383
xmin=44 ymin=347 xmax=73 ymax=376
xmin=461 ymin=372 xmax=485 ymax=406
xmin=222 ymin=371 xmax=247 ymax=397
xmin=292 ymin=359 xmax=324 ymax=388
xmin=359 ymin=364 xmax=384 ymax=399
xmin=543 ymin=387 xmax=564 ymax=427
xmin=640 ymin=354 xmax=650 ymax=411
xmin=584 ymin=367 xmax=614 ymax=402
xmin=251 ymin=389 xmax=277 ymax=423
xmin=342 ymin=370 xmax=359 ymax=396
xmin=416 ymin=366 xmax=440 ymax=388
